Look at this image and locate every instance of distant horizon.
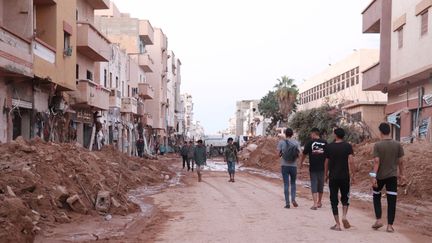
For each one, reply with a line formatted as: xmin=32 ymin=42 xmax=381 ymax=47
xmin=112 ymin=0 xmax=378 ymax=134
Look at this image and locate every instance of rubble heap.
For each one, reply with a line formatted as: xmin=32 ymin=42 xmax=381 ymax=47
xmin=0 ymin=137 xmax=172 ymax=243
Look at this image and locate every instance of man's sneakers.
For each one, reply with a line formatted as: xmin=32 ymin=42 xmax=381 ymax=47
xmin=292 ymin=201 xmax=299 ymax=207
xmin=284 ymin=204 xmax=290 ymax=209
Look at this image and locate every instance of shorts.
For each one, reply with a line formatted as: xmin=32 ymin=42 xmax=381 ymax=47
xmin=196 ymin=165 xmax=204 ymax=172
xmin=310 ymin=171 xmax=324 ymax=193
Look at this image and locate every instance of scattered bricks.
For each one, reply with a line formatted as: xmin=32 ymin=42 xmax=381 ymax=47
xmin=6 ymin=186 xmax=16 ymax=197
xmin=111 ymin=197 xmax=121 ymax=208
xmin=95 ymin=191 xmax=111 ymax=213
xmin=54 ymin=212 xmax=71 ymax=223
xmin=66 ymin=194 xmax=88 ymax=214
xmin=21 ymin=185 xmax=36 ymax=193
xmin=54 ymin=186 xmax=69 ymax=205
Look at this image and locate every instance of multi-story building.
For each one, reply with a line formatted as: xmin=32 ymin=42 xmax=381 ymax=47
xmin=1 ymin=0 xmax=78 ymax=143
xmin=298 ymin=49 xmax=388 ymax=137
xmin=235 ymin=100 xmax=262 ymax=136
xmin=71 ymin=0 xmax=111 ymax=149
xmin=182 ymin=93 xmax=194 ymax=138
xmin=362 ymin=0 xmax=432 ymax=142
xmin=167 ymin=50 xmax=184 ymax=143
xmin=95 ymin=4 xmax=173 ymax=147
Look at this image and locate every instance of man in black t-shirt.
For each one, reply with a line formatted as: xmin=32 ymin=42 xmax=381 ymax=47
xmin=300 ymin=128 xmax=327 ymax=210
xmin=324 ymin=128 xmax=355 ymax=231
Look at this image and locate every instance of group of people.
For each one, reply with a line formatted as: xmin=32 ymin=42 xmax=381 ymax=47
xmin=179 ymin=138 xmax=239 ymax=182
xmin=279 ymin=122 xmax=405 ymax=233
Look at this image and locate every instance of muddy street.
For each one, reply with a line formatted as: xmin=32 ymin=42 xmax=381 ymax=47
xmin=150 ymin=160 xmax=430 ymax=243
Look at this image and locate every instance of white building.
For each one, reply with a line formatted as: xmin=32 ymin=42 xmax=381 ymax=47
xmin=235 ymin=100 xmax=263 ymax=136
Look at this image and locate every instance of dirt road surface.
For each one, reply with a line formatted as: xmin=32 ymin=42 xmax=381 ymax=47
xmin=152 ymin=162 xmax=430 ymax=243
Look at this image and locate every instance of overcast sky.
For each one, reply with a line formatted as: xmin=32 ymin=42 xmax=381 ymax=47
xmin=112 ymin=0 xmax=378 ymax=134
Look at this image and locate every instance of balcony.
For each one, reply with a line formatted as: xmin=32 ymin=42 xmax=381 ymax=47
xmin=109 ymin=89 xmax=122 ymax=108
xmin=34 ymin=0 xmax=56 ymax=5
xmin=121 ymin=97 xmax=138 ymax=114
xmin=85 ymin=0 xmax=109 ymax=10
xmin=0 ymin=27 xmax=33 ymax=77
xmin=139 ymin=20 xmax=154 ymax=45
xmin=362 ymin=63 xmax=385 ymax=91
xmin=75 ymin=79 xmax=110 ymax=110
xmin=138 ymin=83 xmax=154 ymax=99
xmin=143 ymin=113 xmax=153 ymax=127
xmin=138 ymin=54 xmax=154 ymax=72
xmin=362 ymin=0 xmax=382 ymax=33
xmin=77 ymin=22 xmax=111 ymax=62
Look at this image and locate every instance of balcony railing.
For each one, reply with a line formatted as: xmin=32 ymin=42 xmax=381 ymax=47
xmin=85 ymin=0 xmax=109 ymax=9
xmin=138 ymin=54 xmax=154 ymax=72
xmin=77 ymin=22 xmax=111 ymax=62
xmin=143 ymin=113 xmax=153 ymax=127
xmin=109 ymin=89 xmax=122 ymax=108
xmin=138 ymin=83 xmax=154 ymax=99
xmin=0 ymin=26 xmax=33 ymax=77
xmin=139 ymin=20 xmax=154 ymax=45
xmin=75 ymin=79 xmax=110 ymax=110
xmin=121 ymin=97 xmax=138 ymax=114
xmin=362 ymin=0 xmax=382 ymax=33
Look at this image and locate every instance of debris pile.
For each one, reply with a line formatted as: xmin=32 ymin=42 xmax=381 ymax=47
xmin=0 ymin=137 xmax=172 ymax=243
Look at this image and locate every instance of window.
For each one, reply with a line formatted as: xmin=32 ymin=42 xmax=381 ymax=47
xmin=351 ymin=77 xmax=355 ymax=86
xmin=104 ymin=69 xmax=107 ymax=88
xmin=122 ymin=81 xmax=124 ymax=96
xmin=421 ymin=10 xmax=429 ymax=36
xmin=341 ymin=82 xmax=345 ymax=90
xmin=132 ymin=87 xmax=138 ymax=96
xmin=116 ymin=77 xmax=119 ymax=88
xmin=397 ymin=27 xmax=404 ymax=49
xmin=76 ymin=64 xmax=79 ymax=79
xmin=109 ymin=72 xmax=112 ymax=88
xmin=128 ymin=85 xmax=130 ymax=97
xmin=356 ymin=75 xmax=359 ymax=84
xmin=356 ymin=67 xmax=359 ymax=74
xmin=86 ymin=70 xmax=93 ymax=81
xmin=63 ymin=32 xmax=71 ymax=56
xmin=346 ymin=80 xmax=350 ymax=88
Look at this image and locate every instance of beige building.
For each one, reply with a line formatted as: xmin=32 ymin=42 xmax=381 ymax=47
xmin=298 ymin=49 xmax=388 ymax=137
xmin=167 ymin=50 xmax=184 ymax=140
xmin=235 ymin=100 xmax=262 ymax=136
xmin=362 ymin=0 xmax=432 ymax=142
xmin=1 ymin=0 xmax=79 ymax=143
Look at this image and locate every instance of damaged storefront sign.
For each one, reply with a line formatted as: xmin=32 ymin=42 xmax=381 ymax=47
xmin=423 ymin=94 xmax=432 ymax=106
xmin=419 ymin=117 xmax=431 ymax=138
xmin=75 ymin=110 xmax=93 ymax=124
xmin=387 ymin=110 xmax=402 ymax=128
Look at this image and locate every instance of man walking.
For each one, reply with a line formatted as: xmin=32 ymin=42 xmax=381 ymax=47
xmin=300 ymin=128 xmax=327 ymax=210
xmin=188 ymin=141 xmax=195 ymax=171
xmin=277 ymin=128 xmax=300 ymax=209
xmin=370 ymin=123 xmax=405 ymax=233
xmin=324 ymin=128 xmax=355 ymax=231
xmin=194 ymin=140 xmax=207 ymax=182
xmin=224 ymin=138 xmax=238 ymax=182
xmin=180 ymin=142 xmax=190 ymax=170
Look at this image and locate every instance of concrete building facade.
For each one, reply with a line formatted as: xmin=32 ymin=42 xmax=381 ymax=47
xmin=298 ymin=49 xmax=388 ymax=137
xmin=235 ymin=100 xmax=262 ymax=136
xmin=362 ymin=0 xmax=432 ymax=142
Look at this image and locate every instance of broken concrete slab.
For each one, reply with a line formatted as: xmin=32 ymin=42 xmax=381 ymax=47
xmin=66 ymin=194 xmax=88 ymax=214
xmin=95 ymin=191 xmax=111 ymax=213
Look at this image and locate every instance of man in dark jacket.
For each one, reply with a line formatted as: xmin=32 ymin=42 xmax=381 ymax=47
xmin=194 ymin=140 xmax=207 ymax=182
xmin=180 ymin=142 xmax=190 ymax=170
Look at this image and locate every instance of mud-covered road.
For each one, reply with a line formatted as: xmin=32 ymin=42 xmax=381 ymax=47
xmin=152 ymin=161 xmax=430 ymax=243
xmin=36 ymin=159 xmax=431 ymax=243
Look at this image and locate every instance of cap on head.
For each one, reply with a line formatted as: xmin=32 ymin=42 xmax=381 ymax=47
xmin=333 ymin=128 xmax=345 ymax=139
xmin=378 ymin=122 xmax=391 ymax=135
xmin=285 ymin=128 xmax=294 ymax=137
xmin=227 ymin=137 xmax=233 ymax=143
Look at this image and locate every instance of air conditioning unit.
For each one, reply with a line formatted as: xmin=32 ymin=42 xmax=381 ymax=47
xmin=64 ymin=46 xmax=73 ymax=57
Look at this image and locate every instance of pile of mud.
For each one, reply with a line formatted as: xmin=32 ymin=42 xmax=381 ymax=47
xmin=240 ymin=137 xmax=432 ymax=202
xmin=0 ymin=137 xmax=173 ymax=243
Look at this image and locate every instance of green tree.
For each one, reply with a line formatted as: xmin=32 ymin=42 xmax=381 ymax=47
xmin=258 ymin=91 xmax=283 ymax=134
xmin=274 ymin=76 xmax=298 ymax=121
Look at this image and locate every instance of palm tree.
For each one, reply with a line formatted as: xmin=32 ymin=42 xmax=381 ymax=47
xmin=274 ymin=76 xmax=298 ymax=121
